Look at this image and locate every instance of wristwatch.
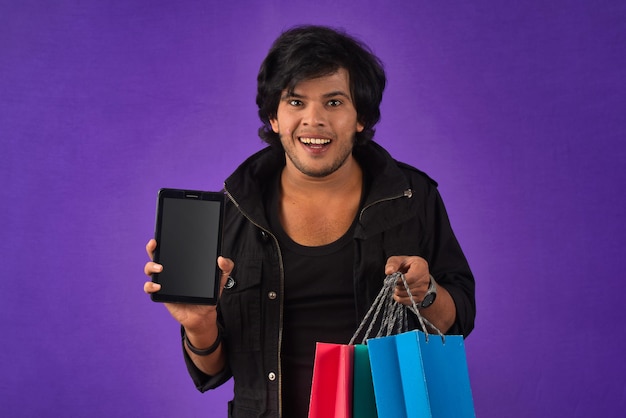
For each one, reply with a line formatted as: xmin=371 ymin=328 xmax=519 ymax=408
xmin=418 ymin=275 xmax=438 ymax=309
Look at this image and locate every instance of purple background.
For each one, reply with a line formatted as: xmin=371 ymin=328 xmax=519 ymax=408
xmin=1 ymin=1 xmax=625 ymax=417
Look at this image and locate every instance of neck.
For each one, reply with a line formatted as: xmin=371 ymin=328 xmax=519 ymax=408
xmin=280 ymin=156 xmax=363 ymax=198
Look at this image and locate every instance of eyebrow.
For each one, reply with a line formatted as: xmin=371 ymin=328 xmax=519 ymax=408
xmin=281 ymin=90 xmax=352 ymax=101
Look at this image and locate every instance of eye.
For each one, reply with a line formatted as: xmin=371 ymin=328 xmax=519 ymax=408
xmin=288 ymin=99 xmax=303 ymax=107
xmin=327 ymin=99 xmax=342 ymax=107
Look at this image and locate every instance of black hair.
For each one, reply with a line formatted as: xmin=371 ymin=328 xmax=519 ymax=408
xmin=256 ymin=25 xmax=386 ymax=147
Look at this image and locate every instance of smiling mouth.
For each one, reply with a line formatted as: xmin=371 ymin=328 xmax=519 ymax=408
xmin=299 ymin=137 xmax=331 ymax=145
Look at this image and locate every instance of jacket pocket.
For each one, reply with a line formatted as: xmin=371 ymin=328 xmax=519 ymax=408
xmin=219 ymin=259 xmax=262 ymax=352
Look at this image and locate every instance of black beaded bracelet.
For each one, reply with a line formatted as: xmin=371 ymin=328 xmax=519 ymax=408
xmin=184 ymin=327 xmax=222 ymax=356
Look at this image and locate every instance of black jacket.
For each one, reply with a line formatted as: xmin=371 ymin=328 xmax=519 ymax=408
xmin=184 ymin=141 xmax=476 ymax=417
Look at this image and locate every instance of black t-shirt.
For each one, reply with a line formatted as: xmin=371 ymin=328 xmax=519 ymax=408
xmin=266 ymin=176 xmax=359 ymax=417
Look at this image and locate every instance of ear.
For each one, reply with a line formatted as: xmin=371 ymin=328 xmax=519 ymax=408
xmin=270 ymin=118 xmax=279 ymax=133
xmin=356 ymin=121 xmax=364 ymax=133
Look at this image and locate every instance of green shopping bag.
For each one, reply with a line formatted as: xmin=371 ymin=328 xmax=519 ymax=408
xmin=353 ymin=344 xmax=378 ymax=418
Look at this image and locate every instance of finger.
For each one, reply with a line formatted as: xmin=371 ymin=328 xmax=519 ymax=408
xmin=144 ymin=281 xmax=161 ymax=294
xmin=404 ymin=256 xmax=429 ymax=276
xmin=393 ymin=292 xmax=413 ymax=306
xmin=145 ymin=239 xmax=157 ymax=260
xmin=217 ymin=256 xmax=235 ymax=295
xmin=394 ymin=286 xmax=416 ymax=300
xmin=384 ymin=256 xmax=405 ymax=275
xmin=217 ymin=256 xmax=234 ymax=277
xmin=395 ymin=293 xmax=406 ymax=304
xmin=144 ymin=261 xmax=163 ymax=276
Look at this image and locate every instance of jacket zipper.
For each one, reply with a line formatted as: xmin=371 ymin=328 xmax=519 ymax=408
xmin=225 ymin=186 xmax=411 ymax=417
xmin=358 ymin=188 xmax=413 ymax=220
xmin=224 ymin=187 xmax=286 ymax=418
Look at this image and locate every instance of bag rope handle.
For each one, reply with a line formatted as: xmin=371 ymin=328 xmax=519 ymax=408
xmin=349 ymin=272 xmax=445 ymax=345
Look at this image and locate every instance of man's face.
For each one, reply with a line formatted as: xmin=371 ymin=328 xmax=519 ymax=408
xmin=270 ymin=68 xmax=364 ymax=178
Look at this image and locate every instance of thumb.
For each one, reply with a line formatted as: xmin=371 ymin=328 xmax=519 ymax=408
xmin=385 ymin=256 xmax=404 ymax=275
xmin=217 ymin=256 xmax=234 ymax=276
xmin=217 ymin=256 xmax=235 ymax=290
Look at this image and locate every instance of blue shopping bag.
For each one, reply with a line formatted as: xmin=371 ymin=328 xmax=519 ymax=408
xmin=368 ymin=330 xmax=475 ymax=418
xmin=350 ymin=272 xmax=475 ymax=418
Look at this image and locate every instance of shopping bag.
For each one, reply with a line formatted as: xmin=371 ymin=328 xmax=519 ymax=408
xmin=353 ymin=344 xmax=378 ymax=418
xmin=368 ymin=330 xmax=475 ymax=418
xmin=368 ymin=334 xmax=422 ymax=418
xmin=354 ymin=272 xmax=474 ymax=418
xmin=308 ymin=342 xmax=354 ymax=418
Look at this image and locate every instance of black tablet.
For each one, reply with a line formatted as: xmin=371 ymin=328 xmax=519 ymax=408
xmin=151 ymin=188 xmax=224 ymax=305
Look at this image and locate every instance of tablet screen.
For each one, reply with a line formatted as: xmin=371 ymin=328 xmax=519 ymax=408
xmin=151 ymin=189 xmax=224 ymax=304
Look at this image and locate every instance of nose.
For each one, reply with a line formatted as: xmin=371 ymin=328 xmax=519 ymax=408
xmin=302 ymin=103 xmax=326 ymax=126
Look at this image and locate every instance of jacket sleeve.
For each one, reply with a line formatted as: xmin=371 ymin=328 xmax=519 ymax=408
xmin=180 ymin=326 xmax=233 ymax=392
xmin=421 ymin=186 xmax=476 ymax=337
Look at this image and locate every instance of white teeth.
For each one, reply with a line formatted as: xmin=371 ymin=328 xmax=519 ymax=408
xmin=299 ymin=137 xmax=331 ymax=145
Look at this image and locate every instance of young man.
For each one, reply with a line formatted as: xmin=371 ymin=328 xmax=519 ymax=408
xmin=144 ymin=25 xmax=475 ymax=417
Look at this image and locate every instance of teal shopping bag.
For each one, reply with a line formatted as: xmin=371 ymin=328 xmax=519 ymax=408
xmin=368 ymin=330 xmax=475 ymax=418
xmin=353 ymin=344 xmax=378 ymax=418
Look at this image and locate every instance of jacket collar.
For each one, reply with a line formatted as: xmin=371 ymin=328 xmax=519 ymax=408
xmin=352 ymin=141 xmax=413 ymax=207
xmin=223 ymin=141 xmax=420 ymax=227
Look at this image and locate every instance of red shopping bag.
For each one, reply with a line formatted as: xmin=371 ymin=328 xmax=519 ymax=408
xmin=308 ymin=342 xmax=354 ymax=418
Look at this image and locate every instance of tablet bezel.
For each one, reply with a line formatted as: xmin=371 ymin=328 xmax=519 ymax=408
xmin=151 ymin=188 xmax=224 ymax=305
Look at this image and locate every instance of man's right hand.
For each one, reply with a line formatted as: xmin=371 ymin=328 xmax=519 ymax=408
xmin=143 ymin=238 xmax=234 ymax=333
xmin=143 ymin=238 xmax=232 ymax=375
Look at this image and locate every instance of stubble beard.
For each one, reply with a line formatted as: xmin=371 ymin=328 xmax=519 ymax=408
xmin=282 ymin=135 xmax=356 ymax=178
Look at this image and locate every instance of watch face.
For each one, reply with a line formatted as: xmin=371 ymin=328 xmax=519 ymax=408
xmin=421 ymin=292 xmax=436 ymax=308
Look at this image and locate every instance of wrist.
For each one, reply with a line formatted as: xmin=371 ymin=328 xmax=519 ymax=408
xmin=419 ymin=275 xmax=438 ymax=309
xmin=183 ymin=326 xmax=222 ymax=356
